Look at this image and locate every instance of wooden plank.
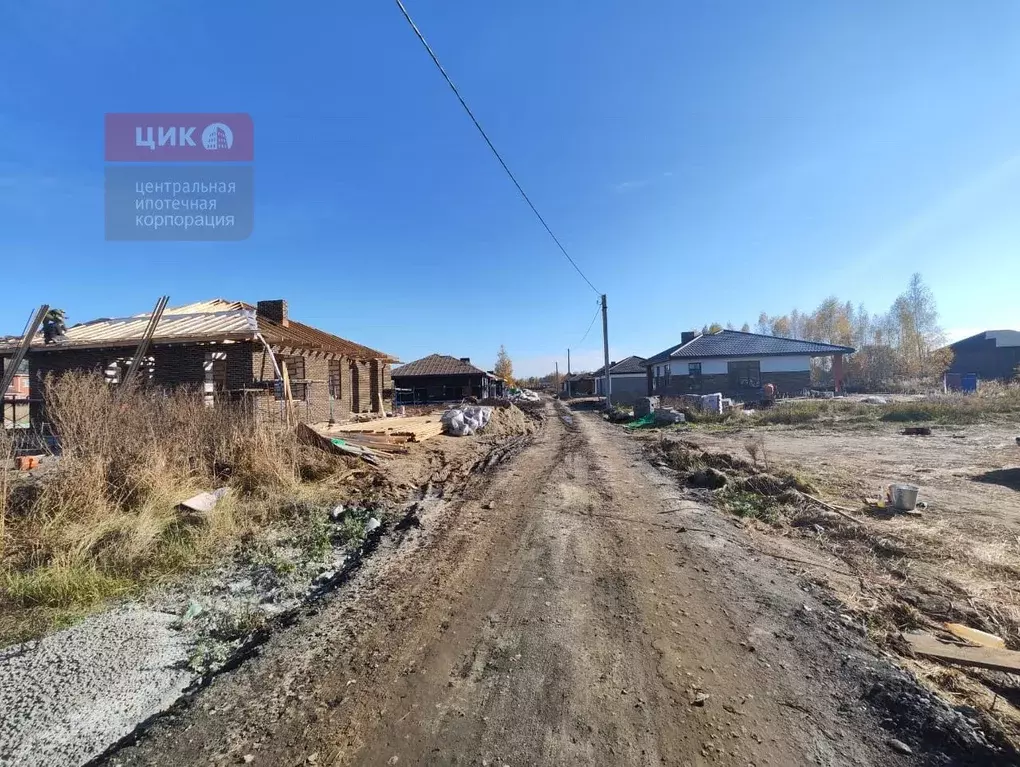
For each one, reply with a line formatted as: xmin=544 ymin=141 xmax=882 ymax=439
xmin=944 ymin=623 xmax=1006 ymax=649
xmin=904 ymin=632 xmax=1020 ymax=673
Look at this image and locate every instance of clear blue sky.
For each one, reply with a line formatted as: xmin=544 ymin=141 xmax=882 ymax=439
xmin=2 ymin=1 xmax=1019 ymax=376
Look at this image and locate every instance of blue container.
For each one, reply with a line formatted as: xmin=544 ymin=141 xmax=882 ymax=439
xmin=961 ymin=373 xmax=978 ymax=392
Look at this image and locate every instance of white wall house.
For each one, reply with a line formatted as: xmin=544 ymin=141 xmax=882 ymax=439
xmin=643 ymin=330 xmax=854 ymax=399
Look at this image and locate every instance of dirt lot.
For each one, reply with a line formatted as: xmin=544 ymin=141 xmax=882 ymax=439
xmin=661 ymin=419 xmax=1020 ymax=753
xmin=100 ymin=401 xmax=1010 ymax=766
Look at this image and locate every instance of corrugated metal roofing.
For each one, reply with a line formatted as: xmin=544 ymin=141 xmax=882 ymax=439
xmin=645 ymin=330 xmax=854 ymax=364
xmin=0 ymin=298 xmax=397 ymax=361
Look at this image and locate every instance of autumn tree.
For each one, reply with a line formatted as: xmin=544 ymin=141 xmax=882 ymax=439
xmin=744 ymin=273 xmax=947 ymax=389
xmin=494 ymin=345 xmax=514 ymax=384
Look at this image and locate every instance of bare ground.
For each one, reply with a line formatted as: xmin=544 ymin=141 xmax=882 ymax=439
xmin=663 ymin=420 xmax=1020 ymax=756
xmin=101 ymin=402 xmax=1010 ymax=766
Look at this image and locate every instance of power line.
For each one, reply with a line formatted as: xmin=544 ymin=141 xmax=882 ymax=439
xmin=579 ymin=303 xmax=601 ymax=345
xmin=393 ymin=0 xmax=601 ymax=295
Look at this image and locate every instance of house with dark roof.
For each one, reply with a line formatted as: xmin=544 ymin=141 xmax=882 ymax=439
xmin=945 ymin=331 xmax=1020 ymax=383
xmin=590 ymin=356 xmax=647 ymax=405
xmin=560 ymin=372 xmax=596 ymax=397
xmin=391 ymin=354 xmax=503 ymax=404
xmin=643 ymin=330 xmax=855 ymax=399
xmin=0 ymin=298 xmax=398 ymax=427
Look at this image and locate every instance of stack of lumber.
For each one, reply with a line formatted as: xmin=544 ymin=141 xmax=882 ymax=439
xmin=327 ymin=415 xmax=446 ymax=444
xmin=296 ymin=423 xmax=386 ymax=465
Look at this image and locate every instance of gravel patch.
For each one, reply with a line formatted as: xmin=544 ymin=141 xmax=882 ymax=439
xmin=0 ymin=608 xmax=194 ymax=767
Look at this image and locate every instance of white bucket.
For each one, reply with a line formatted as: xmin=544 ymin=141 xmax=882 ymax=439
xmin=890 ymin=483 xmax=920 ymax=511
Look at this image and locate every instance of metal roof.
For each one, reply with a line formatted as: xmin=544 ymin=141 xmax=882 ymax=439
xmin=0 ymin=298 xmax=397 ymax=361
xmin=392 ymin=354 xmax=486 ymax=377
xmin=645 ymin=330 xmax=855 ymax=364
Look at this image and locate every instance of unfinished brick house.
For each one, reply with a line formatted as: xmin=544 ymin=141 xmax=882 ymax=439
xmin=0 ymin=299 xmax=397 ymax=428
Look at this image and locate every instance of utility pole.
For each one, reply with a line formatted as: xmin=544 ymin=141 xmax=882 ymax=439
xmin=601 ymin=294 xmax=611 ymax=408
xmin=554 ymin=361 xmax=559 ymax=394
xmin=567 ymin=348 xmax=572 ymax=398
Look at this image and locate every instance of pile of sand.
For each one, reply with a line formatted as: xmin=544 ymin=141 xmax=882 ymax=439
xmin=484 ymin=403 xmax=536 ymax=438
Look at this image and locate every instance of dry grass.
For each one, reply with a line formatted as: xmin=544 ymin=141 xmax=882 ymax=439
xmin=0 ymin=428 xmax=11 ymax=555
xmin=0 ymin=372 xmax=360 ymax=642
xmin=748 ymin=384 xmax=1020 ymax=428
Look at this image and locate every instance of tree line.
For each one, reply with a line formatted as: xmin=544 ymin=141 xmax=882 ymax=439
xmin=703 ymin=272 xmax=952 ymax=387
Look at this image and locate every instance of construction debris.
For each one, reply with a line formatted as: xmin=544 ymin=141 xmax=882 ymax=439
xmin=296 ymin=423 xmax=383 ymax=466
xmin=944 ymin=623 xmax=1005 ymax=649
xmin=653 ymin=408 xmax=686 ymax=425
xmin=904 ymin=632 xmax=1020 ymax=673
xmin=179 ymin=487 xmax=231 ymax=514
xmin=326 ymin=415 xmax=445 ymax=443
xmin=634 ymin=397 xmax=659 ymax=418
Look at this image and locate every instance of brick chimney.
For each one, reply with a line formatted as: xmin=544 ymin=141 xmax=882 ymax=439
xmin=257 ymin=299 xmax=288 ymax=327
xmin=681 ymin=331 xmax=700 ymax=345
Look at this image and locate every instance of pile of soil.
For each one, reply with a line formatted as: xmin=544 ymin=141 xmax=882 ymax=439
xmin=484 ymin=403 xmax=537 ymax=438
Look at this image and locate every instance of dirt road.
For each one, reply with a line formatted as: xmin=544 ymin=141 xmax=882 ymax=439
xmin=107 ymin=402 xmax=998 ymax=766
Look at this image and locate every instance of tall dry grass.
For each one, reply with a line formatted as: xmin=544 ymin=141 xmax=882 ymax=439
xmin=1 ymin=372 xmax=355 ymax=635
xmin=0 ymin=428 xmax=12 ymax=555
xmin=751 ymin=383 xmax=1020 ymax=427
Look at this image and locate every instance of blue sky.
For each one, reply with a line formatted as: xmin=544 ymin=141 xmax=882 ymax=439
xmin=2 ymin=1 xmax=1019 ymax=376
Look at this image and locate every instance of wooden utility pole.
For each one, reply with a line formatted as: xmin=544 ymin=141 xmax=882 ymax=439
xmin=567 ymin=348 xmax=572 ymax=398
xmin=601 ymin=294 xmax=611 ymax=408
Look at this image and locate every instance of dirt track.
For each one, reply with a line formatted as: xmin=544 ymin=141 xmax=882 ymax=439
xmin=106 ymin=401 xmax=1003 ymax=767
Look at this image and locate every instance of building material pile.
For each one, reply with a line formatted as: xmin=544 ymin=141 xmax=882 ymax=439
xmin=442 ymin=405 xmax=494 ymax=436
xmin=315 ymin=413 xmax=447 ymax=454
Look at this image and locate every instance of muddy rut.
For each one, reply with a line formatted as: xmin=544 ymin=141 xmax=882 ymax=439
xmin=106 ymin=402 xmax=1001 ymax=767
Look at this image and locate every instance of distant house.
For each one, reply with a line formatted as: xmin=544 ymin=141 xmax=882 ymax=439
xmin=643 ymin=330 xmax=855 ymax=399
xmin=591 ymin=356 xmax=647 ymax=405
xmin=560 ymin=372 xmax=596 ymax=397
xmin=391 ymin=354 xmax=502 ymax=403
xmin=946 ymin=331 xmax=1020 ymax=382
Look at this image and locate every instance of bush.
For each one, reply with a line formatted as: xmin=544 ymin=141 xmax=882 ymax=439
xmin=1 ymin=372 xmax=356 ymax=640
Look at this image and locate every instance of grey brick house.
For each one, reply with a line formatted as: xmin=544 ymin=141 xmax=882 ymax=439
xmin=0 ymin=298 xmax=397 ymax=427
xmin=644 ymin=330 xmax=854 ymax=399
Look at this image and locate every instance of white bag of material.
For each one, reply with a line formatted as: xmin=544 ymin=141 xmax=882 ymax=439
xmin=442 ymin=405 xmax=494 ymax=436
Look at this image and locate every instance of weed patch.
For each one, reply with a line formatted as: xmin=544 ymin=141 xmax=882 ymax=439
xmin=0 ymin=372 xmax=363 ymax=645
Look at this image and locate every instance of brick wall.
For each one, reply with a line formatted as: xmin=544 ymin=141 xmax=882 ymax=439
xmin=28 ymin=347 xmax=109 ymax=426
xmin=26 ymin=340 xmax=388 ymax=428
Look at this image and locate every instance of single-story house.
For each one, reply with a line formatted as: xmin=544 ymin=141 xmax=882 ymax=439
xmin=391 ymin=354 xmax=503 ymax=403
xmin=0 ymin=298 xmax=397 ymax=427
xmin=946 ymin=330 xmax=1020 ymax=382
xmin=644 ymin=330 xmax=855 ymax=399
xmin=560 ymin=372 xmax=596 ymax=397
xmin=592 ymin=356 xmax=647 ymax=405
